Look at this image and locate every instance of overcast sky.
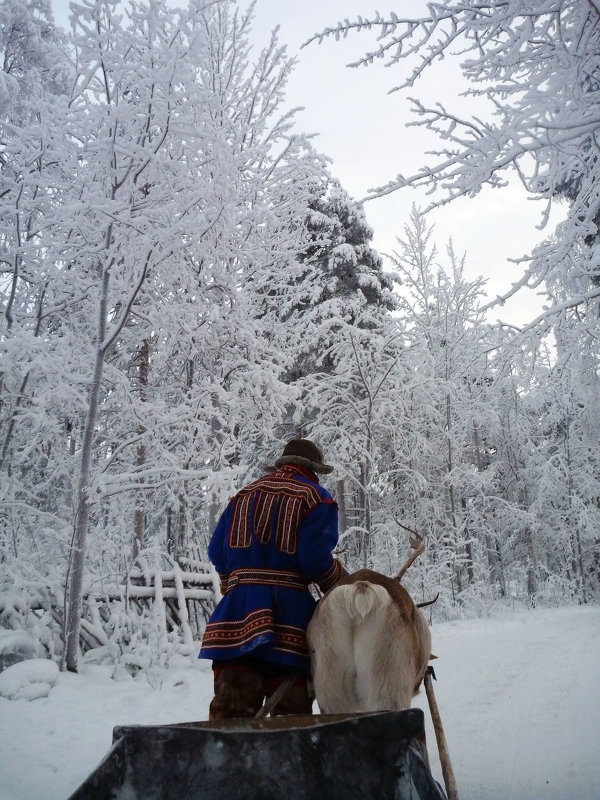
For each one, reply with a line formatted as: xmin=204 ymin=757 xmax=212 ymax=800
xmin=51 ymin=0 xmax=564 ymax=325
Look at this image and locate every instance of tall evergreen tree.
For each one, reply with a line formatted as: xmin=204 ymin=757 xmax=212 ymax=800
xmin=279 ymin=178 xmax=396 ymax=388
xmin=268 ymin=180 xmax=402 ymax=567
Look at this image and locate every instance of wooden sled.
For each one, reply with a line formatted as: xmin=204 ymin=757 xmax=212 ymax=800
xmin=67 ymin=709 xmax=447 ymax=800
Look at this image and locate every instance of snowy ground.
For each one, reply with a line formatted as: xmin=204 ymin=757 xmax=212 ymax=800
xmin=1 ymin=605 xmax=599 ymax=800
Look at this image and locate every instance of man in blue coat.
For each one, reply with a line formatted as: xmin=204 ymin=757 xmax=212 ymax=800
xmin=199 ymin=438 xmax=344 ymax=719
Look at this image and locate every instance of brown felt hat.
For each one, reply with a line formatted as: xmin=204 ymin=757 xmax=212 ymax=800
xmin=275 ymin=438 xmax=334 ymax=474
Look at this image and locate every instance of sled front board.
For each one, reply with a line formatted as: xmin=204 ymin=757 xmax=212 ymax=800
xmin=67 ymin=709 xmax=447 ymax=800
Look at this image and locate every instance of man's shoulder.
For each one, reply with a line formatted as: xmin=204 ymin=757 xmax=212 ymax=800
xmin=236 ymin=468 xmax=332 ymax=505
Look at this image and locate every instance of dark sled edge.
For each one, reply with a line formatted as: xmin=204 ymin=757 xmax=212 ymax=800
xmin=67 ymin=709 xmax=447 ymax=800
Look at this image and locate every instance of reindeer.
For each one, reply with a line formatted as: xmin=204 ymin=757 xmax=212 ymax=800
xmin=307 ymin=537 xmax=431 ymax=714
xmin=306 ymin=538 xmax=460 ymax=800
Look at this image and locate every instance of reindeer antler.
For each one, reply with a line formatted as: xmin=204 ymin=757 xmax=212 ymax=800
xmin=393 ymin=529 xmax=425 ymax=582
xmin=417 ymin=592 xmax=439 ymax=609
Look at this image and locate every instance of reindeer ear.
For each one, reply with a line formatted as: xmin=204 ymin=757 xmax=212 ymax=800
xmin=429 ymin=653 xmax=438 ymax=660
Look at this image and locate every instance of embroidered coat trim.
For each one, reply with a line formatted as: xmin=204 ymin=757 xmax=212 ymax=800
xmin=202 ymin=608 xmax=273 ymax=651
xmin=221 ymin=567 xmax=309 ymax=593
xmin=227 ymin=466 xmax=329 ymax=554
xmin=202 ymin=610 xmax=308 ymax=658
xmin=199 ymin=465 xmax=340 ymax=670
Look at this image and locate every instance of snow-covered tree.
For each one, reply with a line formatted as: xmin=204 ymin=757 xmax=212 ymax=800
xmin=526 ymin=339 xmax=600 ymax=602
xmin=271 ymin=180 xmax=402 ymax=566
xmin=302 ymin=311 xmax=413 ymax=571
xmin=309 ymin=1 xmax=600 ymax=330
xmin=271 ymin=178 xmax=396 ymax=383
xmin=0 ymin=0 xmax=76 ymax=572
xmin=388 ymin=208 xmax=510 ymax=604
xmin=0 ymin=0 xmax=329 ymax=670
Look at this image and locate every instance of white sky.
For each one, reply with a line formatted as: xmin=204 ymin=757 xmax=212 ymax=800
xmin=51 ymin=0 xmax=565 ymax=325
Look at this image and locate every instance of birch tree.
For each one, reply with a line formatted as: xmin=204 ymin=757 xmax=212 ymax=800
xmin=389 ymin=208 xmax=507 ymax=603
xmin=85 ymin=0 xmax=326 ymax=564
xmin=527 ymin=333 xmax=600 ymax=602
xmin=60 ymin=0 xmax=328 ymax=670
xmin=0 ymin=0 xmax=327 ymax=669
xmin=0 ymin=0 xmax=76 ymax=570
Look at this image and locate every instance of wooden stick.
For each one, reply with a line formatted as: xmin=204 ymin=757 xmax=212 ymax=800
xmin=424 ymin=668 xmax=459 ymax=800
xmin=255 ymin=672 xmax=301 ymax=719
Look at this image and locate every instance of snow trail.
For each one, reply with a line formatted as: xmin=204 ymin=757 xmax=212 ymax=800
xmin=0 ymin=606 xmax=599 ymax=800
xmin=412 ymin=606 xmax=600 ymax=800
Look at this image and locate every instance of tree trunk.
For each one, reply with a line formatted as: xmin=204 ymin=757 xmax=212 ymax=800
xmin=336 ymin=479 xmax=347 ymax=537
xmin=485 ymin=534 xmax=505 ymax=596
xmin=461 ymin=497 xmax=475 ymax=584
xmin=572 ymin=528 xmax=587 ymax=604
xmin=445 ymin=394 xmax=463 ymax=596
xmin=0 ymin=286 xmax=47 ymax=471
xmin=525 ymin=532 xmax=538 ymax=606
xmin=62 ymin=263 xmax=110 ymax=672
xmin=359 ymin=461 xmax=371 ymax=568
xmin=471 ymin=419 xmax=503 ymax=592
xmin=132 ymin=338 xmax=150 ymax=559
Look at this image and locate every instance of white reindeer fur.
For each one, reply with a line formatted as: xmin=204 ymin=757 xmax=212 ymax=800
xmin=307 ymin=577 xmax=431 ymax=714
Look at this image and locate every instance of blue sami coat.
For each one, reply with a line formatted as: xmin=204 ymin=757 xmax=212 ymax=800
xmin=198 ymin=464 xmax=343 ymax=673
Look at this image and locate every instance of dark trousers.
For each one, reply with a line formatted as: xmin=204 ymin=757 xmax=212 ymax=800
xmin=208 ymin=657 xmax=313 ymax=720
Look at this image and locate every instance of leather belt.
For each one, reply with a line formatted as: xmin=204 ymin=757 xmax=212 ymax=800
xmin=222 ymin=567 xmax=309 ymax=593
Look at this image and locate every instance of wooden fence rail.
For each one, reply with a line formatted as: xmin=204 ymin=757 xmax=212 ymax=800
xmin=0 ymin=549 xmax=219 ymax=661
